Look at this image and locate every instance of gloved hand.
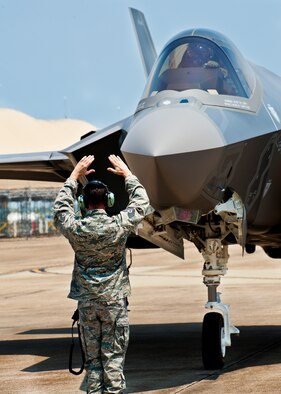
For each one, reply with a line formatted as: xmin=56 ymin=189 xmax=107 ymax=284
xmin=204 ymin=60 xmax=219 ymax=68
xmin=219 ymin=67 xmax=228 ymax=78
xmin=204 ymin=61 xmax=228 ymax=78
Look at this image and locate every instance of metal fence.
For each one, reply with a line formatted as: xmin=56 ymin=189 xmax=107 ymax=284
xmin=0 ymin=188 xmax=60 ymax=238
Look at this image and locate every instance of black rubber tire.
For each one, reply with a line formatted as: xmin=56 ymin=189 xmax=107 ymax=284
xmin=202 ymin=312 xmax=225 ymax=369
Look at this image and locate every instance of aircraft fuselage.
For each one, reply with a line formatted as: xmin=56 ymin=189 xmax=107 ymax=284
xmin=121 ymin=28 xmax=281 ymax=252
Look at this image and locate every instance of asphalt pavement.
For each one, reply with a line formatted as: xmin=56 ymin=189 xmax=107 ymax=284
xmin=1 ymin=236 xmax=281 ymax=393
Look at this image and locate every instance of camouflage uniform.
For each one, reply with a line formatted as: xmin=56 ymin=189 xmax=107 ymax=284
xmin=53 ymin=174 xmax=150 ymax=393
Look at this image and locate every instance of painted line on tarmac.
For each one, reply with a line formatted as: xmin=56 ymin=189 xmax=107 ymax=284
xmin=30 ymin=266 xmax=72 ymax=275
xmin=30 ymin=267 xmax=47 ymax=274
xmin=0 ymin=264 xmax=71 ymax=277
xmin=1 ymin=289 xmax=47 ymax=299
xmin=131 ymin=272 xmax=281 ymax=280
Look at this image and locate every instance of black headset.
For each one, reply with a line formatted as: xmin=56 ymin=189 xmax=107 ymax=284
xmin=78 ymin=180 xmax=115 ymax=210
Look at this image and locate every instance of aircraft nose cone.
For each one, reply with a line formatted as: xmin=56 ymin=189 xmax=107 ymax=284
xmin=121 ymin=105 xmax=226 ymax=212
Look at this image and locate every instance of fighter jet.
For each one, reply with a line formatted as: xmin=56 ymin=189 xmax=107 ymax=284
xmin=0 ymin=8 xmax=280 ymax=369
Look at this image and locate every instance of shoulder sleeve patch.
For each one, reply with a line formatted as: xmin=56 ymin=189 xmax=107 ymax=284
xmin=125 ymin=208 xmax=135 ymax=218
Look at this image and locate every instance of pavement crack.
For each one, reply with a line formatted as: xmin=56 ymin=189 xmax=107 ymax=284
xmin=172 ymin=338 xmax=281 ymax=392
xmin=172 ymin=372 xmax=221 ymax=393
xmin=222 ymin=338 xmax=281 ymax=371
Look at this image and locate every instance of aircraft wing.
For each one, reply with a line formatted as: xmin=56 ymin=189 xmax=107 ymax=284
xmin=0 ymin=151 xmax=72 ymax=182
xmin=0 ymin=116 xmax=133 ymax=212
xmin=62 ymin=117 xmax=133 ymax=213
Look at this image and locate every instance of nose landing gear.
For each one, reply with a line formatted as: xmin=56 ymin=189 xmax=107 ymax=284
xmin=201 ymin=239 xmax=239 ymax=369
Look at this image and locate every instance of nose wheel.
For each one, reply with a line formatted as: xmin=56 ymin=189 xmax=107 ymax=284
xmin=201 ymin=239 xmax=239 ymax=369
xmin=202 ymin=312 xmax=225 ymax=369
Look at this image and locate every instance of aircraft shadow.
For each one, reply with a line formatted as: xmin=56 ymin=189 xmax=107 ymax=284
xmin=1 ymin=322 xmax=281 ymax=392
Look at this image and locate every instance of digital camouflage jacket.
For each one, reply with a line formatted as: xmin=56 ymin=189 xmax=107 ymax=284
xmin=53 ymin=175 xmax=150 ymax=302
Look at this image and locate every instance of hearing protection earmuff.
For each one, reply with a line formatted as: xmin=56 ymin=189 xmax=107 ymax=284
xmin=78 ymin=180 xmax=115 ymax=210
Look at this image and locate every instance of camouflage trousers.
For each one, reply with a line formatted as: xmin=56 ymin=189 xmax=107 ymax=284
xmin=78 ymin=298 xmax=129 ymax=394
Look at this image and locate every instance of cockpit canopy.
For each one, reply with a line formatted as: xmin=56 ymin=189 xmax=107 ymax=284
xmin=143 ymin=29 xmax=255 ymax=99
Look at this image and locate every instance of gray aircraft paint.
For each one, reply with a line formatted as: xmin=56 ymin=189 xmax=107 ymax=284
xmin=0 ymin=9 xmax=280 ymax=253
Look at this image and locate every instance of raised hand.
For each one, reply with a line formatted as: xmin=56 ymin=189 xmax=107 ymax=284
xmin=107 ymin=155 xmax=132 ymax=177
xmin=70 ymin=155 xmax=95 ymax=180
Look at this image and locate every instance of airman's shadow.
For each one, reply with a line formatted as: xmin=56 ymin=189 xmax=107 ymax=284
xmin=1 ymin=323 xmax=281 ymax=392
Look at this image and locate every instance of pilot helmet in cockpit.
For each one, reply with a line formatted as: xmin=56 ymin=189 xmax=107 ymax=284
xmin=180 ymin=42 xmax=212 ymax=67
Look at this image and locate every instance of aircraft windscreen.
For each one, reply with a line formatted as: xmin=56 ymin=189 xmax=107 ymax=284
xmin=146 ymin=37 xmax=253 ymax=98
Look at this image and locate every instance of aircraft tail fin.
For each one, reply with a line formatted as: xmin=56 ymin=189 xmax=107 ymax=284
xmin=129 ymin=8 xmax=157 ymax=77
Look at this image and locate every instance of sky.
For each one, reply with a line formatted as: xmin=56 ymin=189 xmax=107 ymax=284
xmin=0 ymin=0 xmax=280 ymax=129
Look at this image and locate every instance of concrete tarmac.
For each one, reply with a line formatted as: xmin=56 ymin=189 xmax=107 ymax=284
xmin=1 ymin=236 xmax=281 ymax=393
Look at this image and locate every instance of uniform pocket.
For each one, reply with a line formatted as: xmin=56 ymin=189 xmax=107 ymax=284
xmin=115 ymin=324 xmax=129 ymax=353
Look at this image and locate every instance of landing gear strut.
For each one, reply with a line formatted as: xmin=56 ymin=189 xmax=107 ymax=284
xmin=201 ymin=239 xmax=239 ymax=369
